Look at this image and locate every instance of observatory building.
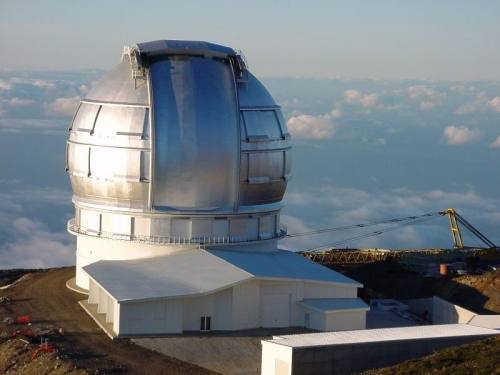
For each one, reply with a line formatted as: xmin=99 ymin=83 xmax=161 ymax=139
xmin=66 ymin=40 xmax=368 ymax=336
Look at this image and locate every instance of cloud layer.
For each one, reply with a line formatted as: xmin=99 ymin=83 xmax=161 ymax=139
xmin=444 ymin=125 xmax=481 ymax=145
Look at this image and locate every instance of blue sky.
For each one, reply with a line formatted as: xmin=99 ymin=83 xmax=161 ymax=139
xmin=0 ymin=1 xmax=499 ymax=268
xmin=1 ymin=1 xmax=500 ymax=79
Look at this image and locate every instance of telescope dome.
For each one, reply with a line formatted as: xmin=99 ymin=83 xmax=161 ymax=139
xmin=67 ymin=40 xmax=291 ymax=250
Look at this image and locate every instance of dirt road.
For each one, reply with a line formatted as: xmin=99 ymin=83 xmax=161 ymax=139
xmin=2 ymin=267 xmax=216 ymax=374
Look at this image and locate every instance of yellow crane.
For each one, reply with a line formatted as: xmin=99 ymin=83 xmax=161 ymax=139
xmin=441 ymin=208 xmax=496 ymax=249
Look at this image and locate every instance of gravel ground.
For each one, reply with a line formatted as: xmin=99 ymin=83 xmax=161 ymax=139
xmin=0 ymin=267 xmax=216 ymax=374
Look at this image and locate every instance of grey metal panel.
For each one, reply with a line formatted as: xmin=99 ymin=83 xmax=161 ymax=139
xmin=238 ymin=72 xmax=278 ymax=108
xmin=239 ymin=180 xmax=286 ymax=205
xmin=85 ymin=58 xmax=149 ymax=105
xmin=93 ymin=106 xmax=147 ymax=138
xmin=150 ymin=56 xmax=239 ymax=211
xmin=72 ymin=102 xmax=100 ymax=132
xmin=67 ymin=143 xmax=89 ymax=176
xmin=248 ymin=151 xmax=284 ymax=180
xmin=135 ymin=40 xmax=235 ymax=60
xmin=242 ymin=110 xmax=282 ymax=141
xmin=69 ymin=175 xmax=149 ymax=205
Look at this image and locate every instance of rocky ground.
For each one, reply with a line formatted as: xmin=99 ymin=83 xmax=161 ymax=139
xmin=0 ymin=267 xmax=215 ymax=375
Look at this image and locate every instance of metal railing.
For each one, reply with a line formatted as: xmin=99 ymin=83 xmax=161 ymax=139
xmin=67 ymin=219 xmax=286 ymax=246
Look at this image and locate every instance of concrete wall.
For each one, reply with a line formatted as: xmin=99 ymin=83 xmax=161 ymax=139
xmin=261 ymin=341 xmax=293 ymax=375
xmin=119 ymin=299 xmax=183 ymax=335
xmin=88 ymin=277 xmax=363 ymax=336
xmin=405 ymin=296 xmax=477 ymax=324
xmin=324 ymin=310 xmax=366 ymax=331
xmin=262 ymin=335 xmax=497 ymax=375
xmin=232 ymin=279 xmax=260 ymax=329
xmin=432 ymin=296 xmax=476 ymax=324
xmin=182 ymin=288 xmax=233 ymax=331
xmin=302 ymin=282 xmax=357 ymax=299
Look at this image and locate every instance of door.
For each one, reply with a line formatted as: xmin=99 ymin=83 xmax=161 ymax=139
xmin=261 ymin=293 xmax=290 ymax=328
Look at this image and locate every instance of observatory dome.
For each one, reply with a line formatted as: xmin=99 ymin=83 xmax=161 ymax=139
xmin=67 ymin=40 xmax=291 ymax=250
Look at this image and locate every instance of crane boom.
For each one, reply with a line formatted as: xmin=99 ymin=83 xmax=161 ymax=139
xmin=441 ymin=208 xmax=496 ymax=249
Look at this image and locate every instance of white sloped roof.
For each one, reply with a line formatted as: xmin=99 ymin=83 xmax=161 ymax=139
xmin=84 ymin=249 xmax=252 ymax=302
xmin=83 ymin=248 xmax=361 ymax=303
xmin=208 ymin=249 xmax=362 ymax=287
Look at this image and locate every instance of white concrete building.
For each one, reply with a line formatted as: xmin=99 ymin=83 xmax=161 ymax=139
xmin=66 ymin=40 xmax=368 ymax=337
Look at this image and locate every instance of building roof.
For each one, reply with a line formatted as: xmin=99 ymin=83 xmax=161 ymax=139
xmin=208 ymin=249 xmax=362 ymax=287
xmin=298 ymin=298 xmax=369 ymax=313
xmin=83 ymin=249 xmax=361 ymax=302
xmin=265 ymin=324 xmax=499 ymax=348
xmin=468 ymin=315 xmax=500 ymax=330
xmin=84 ymin=249 xmax=252 ymax=302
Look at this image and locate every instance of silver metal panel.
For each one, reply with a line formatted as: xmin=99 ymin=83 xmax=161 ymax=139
xmin=67 ymin=143 xmax=89 ymax=176
xmin=72 ymin=103 xmax=100 ymax=132
xmin=248 ymin=151 xmax=284 ymax=180
xmin=69 ymin=175 xmax=149 ymax=205
xmin=239 ymin=180 xmax=286 ymax=205
xmin=242 ymin=110 xmax=282 ymax=141
xmin=259 ymin=214 xmax=275 ymax=240
xmin=89 ymin=147 xmax=142 ymax=181
xmin=93 ymin=106 xmax=147 ymax=138
xmin=85 ymin=58 xmax=149 ymax=105
xmin=150 ymin=56 xmax=239 ymax=211
xmin=238 ymin=72 xmax=277 ymax=108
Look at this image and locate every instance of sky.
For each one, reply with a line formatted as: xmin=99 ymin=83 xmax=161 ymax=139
xmin=1 ymin=1 xmax=500 ymax=80
xmin=0 ymin=1 xmax=499 ymax=268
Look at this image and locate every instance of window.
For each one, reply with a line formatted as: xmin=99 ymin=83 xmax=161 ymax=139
xmin=200 ymin=316 xmax=211 ymax=331
xmin=242 ymin=110 xmax=282 ymax=141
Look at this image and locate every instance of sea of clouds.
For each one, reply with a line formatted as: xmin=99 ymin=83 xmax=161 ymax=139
xmin=0 ymin=71 xmax=499 ymax=268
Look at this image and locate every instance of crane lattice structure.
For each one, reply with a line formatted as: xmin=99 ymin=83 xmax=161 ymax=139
xmin=284 ymin=208 xmax=498 ymax=265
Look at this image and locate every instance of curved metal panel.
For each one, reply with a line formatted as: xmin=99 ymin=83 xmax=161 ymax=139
xmin=239 ymin=180 xmax=287 ymax=205
xmin=93 ymin=106 xmax=148 ymax=138
xmin=71 ymin=103 xmax=100 ymax=132
xmin=85 ymin=58 xmax=149 ymax=105
xmin=237 ymin=72 xmax=277 ymax=108
xmin=150 ymin=56 xmax=239 ymax=211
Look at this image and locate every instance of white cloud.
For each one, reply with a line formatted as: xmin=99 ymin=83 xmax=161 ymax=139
xmin=0 ymin=118 xmax=68 ymax=133
xmin=10 ymin=77 xmax=56 ymax=89
xmin=488 ymin=97 xmax=500 ymax=113
xmin=455 ymin=92 xmax=500 ymax=115
xmin=407 ymin=85 xmax=435 ymax=98
xmin=0 ymin=217 xmax=74 ymax=269
xmin=0 ymin=79 xmax=12 ymax=91
xmin=407 ymin=84 xmax=445 ymax=110
xmin=489 ymin=136 xmax=500 ymax=149
xmin=344 ymin=89 xmax=378 ymax=108
xmin=287 ymin=114 xmax=336 ymax=140
xmin=0 ymin=182 xmax=74 ymax=269
xmin=281 ymin=185 xmax=500 ymax=250
xmin=329 ymin=107 xmax=342 ymax=118
xmin=44 ymin=96 xmax=80 ymax=117
xmin=5 ymin=97 xmax=34 ymax=107
xmin=419 ymin=101 xmax=435 ymax=110
xmin=443 ymin=125 xmax=481 ymax=145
